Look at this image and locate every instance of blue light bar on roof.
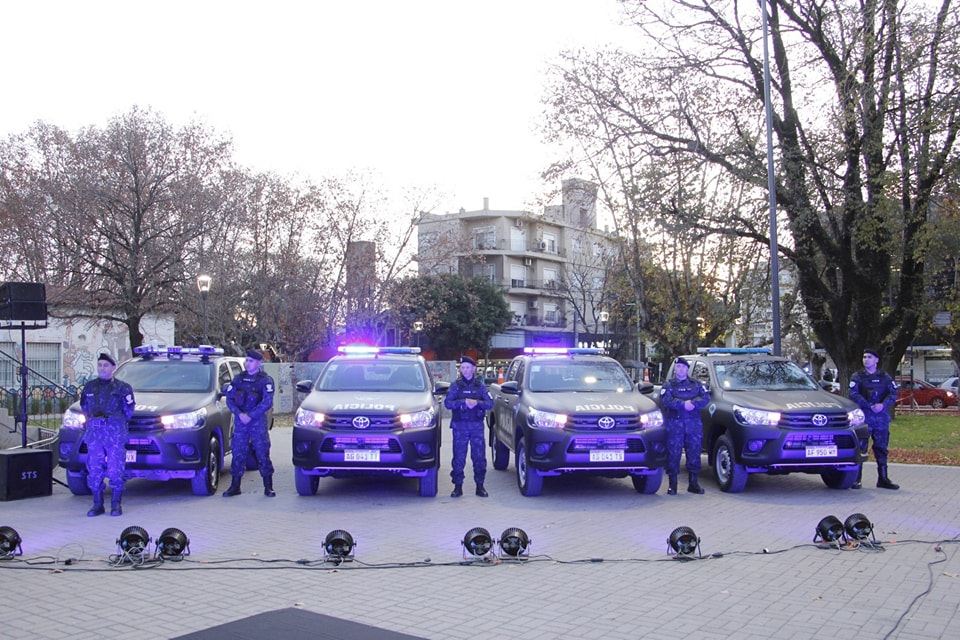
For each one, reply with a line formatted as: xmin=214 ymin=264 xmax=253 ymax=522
xmin=337 ymin=346 xmax=422 ymax=355
xmin=132 ymin=345 xmax=224 ymax=358
xmin=696 ymin=348 xmax=772 ymax=355
xmin=523 ymin=347 xmax=604 ymax=355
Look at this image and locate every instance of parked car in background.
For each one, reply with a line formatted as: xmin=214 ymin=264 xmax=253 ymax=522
xmin=895 ymin=377 xmax=958 ymax=409
xmin=939 ymin=376 xmax=959 ymax=394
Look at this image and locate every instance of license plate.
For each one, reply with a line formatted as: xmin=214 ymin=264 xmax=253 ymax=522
xmin=805 ymin=445 xmax=837 ymax=458
xmin=345 ymin=449 xmax=380 ymax=462
xmin=125 ymin=450 xmax=137 ymax=463
xmin=590 ymin=449 xmax=624 ymax=462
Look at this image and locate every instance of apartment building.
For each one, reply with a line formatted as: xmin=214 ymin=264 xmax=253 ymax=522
xmin=417 ymin=179 xmax=621 ymax=355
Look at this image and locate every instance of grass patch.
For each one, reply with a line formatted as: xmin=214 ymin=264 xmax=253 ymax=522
xmin=888 ymin=412 xmax=960 ymax=466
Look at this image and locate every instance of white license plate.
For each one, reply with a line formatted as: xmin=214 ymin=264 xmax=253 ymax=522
xmin=805 ymin=445 xmax=837 ymax=458
xmin=345 ymin=449 xmax=380 ymax=462
xmin=125 ymin=450 xmax=137 ymax=463
xmin=590 ymin=449 xmax=624 ymax=462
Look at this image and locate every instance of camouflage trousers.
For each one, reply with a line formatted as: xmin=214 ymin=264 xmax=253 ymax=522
xmin=666 ymin=418 xmax=702 ymax=477
xmin=450 ymin=421 xmax=486 ymax=485
xmin=85 ymin=421 xmax=128 ymax=493
xmin=230 ymin=419 xmax=275 ymax=478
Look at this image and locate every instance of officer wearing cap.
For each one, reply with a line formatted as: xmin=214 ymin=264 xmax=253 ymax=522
xmin=660 ymin=356 xmax=711 ymax=495
xmin=848 ymin=348 xmax=900 ymax=490
xmin=444 ymin=355 xmax=494 ymax=497
xmin=80 ymin=352 xmax=135 ymax=516
xmin=223 ymin=349 xmax=277 ymax=497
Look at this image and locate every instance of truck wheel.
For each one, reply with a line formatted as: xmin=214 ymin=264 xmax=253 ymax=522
xmin=821 ymin=467 xmax=859 ymax=489
xmin=294 ymin=466 xmax=319 ymax=496
xmin=191 ymin=436 xmax=222 ymax=496
xmin=516 ymin=438 xmax=543 ymax=497
xmin=66 ymin=469 xmax=91 ymax=496
xmin=713 ymin=434 xmax=748 ymax=493
xmin=419 ymin=464 xmax=438 ymax=497
xmin=631 ymin=468 xmax=664 ymax=494
xmin=491 ymin=433 xmax=509 ymax=471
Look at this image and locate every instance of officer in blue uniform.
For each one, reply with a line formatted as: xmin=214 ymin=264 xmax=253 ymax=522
xmin=660 ymin=357 xmax=711 ymax=495
xmin=848 ymin=348 xmax=900 ymax=490
xmin=80 ymin=352 xmax=135 ymax=516
xmin=444 ymin=356 xmax=494 ymax=498
xmin=223 ymin=349 xmax=276 ymax=497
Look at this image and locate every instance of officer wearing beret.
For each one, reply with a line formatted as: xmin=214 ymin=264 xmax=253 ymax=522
xmin=80 ymin=352 xmax=135 ymax=516
xmin=223 ymin=349 xmax=277 ymax=497
xmin=660 ymin=356 xmax=711 ymax=495
xmin=848 ymin=348 xmax=900 ymax=490
xmin=444 ymin=355 xmax=494 ymax=497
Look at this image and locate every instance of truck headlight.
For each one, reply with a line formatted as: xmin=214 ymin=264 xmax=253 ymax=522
xmin=296 ymin=407 xmax=325 ymax=428
xmin=161 ymin=408 xmax=207 ymax=429
xmin=638 ymin=409 xmax=664 ymax=429
xmin=733 ymin=404 xmax=781 ymax=426
xmin=528 ymin=408 xmax=567 ymax=429
xmin=848 ymin=408 xmax=865 ymax=427
xmin=400 ymin=407 xmax=434 ymax=429
xmin=61 ymin=410 xmax=86 ymax=429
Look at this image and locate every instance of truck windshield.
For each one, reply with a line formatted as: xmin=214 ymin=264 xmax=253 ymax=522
xmin=116 ymin=361 xmax=214 ymax=393
xmin=317 ymin=362 xmax=426 ymax=392
xmin=714 ymin=360 xmax=818 ymax=391
xmin=528 ymin=361 xmax=634 ymax=392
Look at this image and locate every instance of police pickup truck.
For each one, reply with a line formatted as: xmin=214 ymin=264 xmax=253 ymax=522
xmin=662 ymin=348 xmax=869 ymax=492
xmin=487 ymin=347 xmax=667 ymax=496
xmin=58 ymin=346 xmax=245 ymax=496
xmin=292 ymin=346 xmax=447 ymax=497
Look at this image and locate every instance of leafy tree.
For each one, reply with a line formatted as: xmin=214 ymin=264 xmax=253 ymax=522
xmin=543 ymin=0 xmax=960 ymax=381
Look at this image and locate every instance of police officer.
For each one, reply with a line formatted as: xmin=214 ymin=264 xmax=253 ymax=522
xmin=848 ymin=348 xmax=900 ymax=490
xmin=444 ymin=355 xmax=494 ymax=498
xmin=660 ymin=356 xmax=711 ymax=495
xmin=223 ymin=349 xmax=276 ymax=497
xmin=80 ymin=352 xmax=135 ymax=517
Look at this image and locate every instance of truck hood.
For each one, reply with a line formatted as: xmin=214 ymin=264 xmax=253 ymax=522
xmin=719 ymin=389 xmax=857 ymax=412
xmin=301 ymin=390 xmax=435 ymax=414
xmin=131 ymin=391 xmax=219 ymax=415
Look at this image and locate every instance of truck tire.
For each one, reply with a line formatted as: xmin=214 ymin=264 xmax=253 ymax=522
xmin=821 ymin=467 xmax=859 ymax=489
xmin=631 ymin=468 xmax=664 ymax=494
xmin=516 ymin=438 xmax=543 ymax=497
xmin=66 ymin=469 xmax=92 ymax=496
xmin=491 ymin=432 xmax=510 ymax=471
xmin=191 ymin=435 xmax=222 ymax=496
xmin=419 ymin=464 xmax=438 ymax=497
xmin=294 ymin=466 xmax=319 ymax=496
xmin=713 ymin=434 xmax=748 ymax=493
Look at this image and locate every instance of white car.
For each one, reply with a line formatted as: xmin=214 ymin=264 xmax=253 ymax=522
xmin=939 ymin=376 xmax=959 ymax=393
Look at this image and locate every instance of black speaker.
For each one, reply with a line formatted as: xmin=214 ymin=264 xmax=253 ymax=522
xmin=0 ymin=282 xmax=47 ymax=322
xmin=0 ymin=449 xmax=53 ymax=501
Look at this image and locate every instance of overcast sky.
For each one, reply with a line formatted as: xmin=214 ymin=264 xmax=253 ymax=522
xmin=3 ymin=0 xmax=633 ymax=214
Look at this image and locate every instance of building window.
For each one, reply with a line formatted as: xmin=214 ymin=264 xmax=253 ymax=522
xmin=0 ymin=342 xmax=62 ymax=388
xmin=543 ymin=232 xmax=558 ymax=253
xmin=510 ymin=264 xmax=526 ymax=288
xmin=474 ymin=226 xmax=496 ymax=250
xmin=543 ymin=267 xmax=559 ymax=289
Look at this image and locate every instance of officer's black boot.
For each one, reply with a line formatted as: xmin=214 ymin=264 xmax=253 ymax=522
xmin=223 ymin=476 xmax=242 ymax=497
xmin=667 ymin=474 xmax=678 ymax=495
xmin=688 ymin=473 xmax=705 ymax=494
xmin=851 ymin=465 xmax=863 ymax=490
xmin=110 ymin=490 xmax=123 ymax=517
xmin=87 ymin=488 xmax=105 ymax=517
xmin=263 ymin=475 xmax=276 ymax=497
xmin=450 ymin=484 xmax=463 ymax=498
xmin=877 ymin=464 xmax=900 ymax=490
xmin=475 ymin=483 xmax=489 ymax=498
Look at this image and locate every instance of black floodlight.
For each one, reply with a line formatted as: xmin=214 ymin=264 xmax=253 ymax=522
xmin=0 ymin=526 xmax=22 ymax=558
xmin=117 ymin=526 xmax=151 ymax=557
xmin=813 ymin=515 xmax=845 ymax=544
xmin=843 ymin=513 xmax=875 ymax=542
xmin=498 ymin=527 xmax=531 ymax=558
xmin=667 ymin=526 xmax=701 ymax=559
xmin=156 ymin=527 xmax=191 ymax=559
xmin=462 ymin=527 xmax=493 ymax=558
xmin=324 ymin=529 xmax=355 ymax=561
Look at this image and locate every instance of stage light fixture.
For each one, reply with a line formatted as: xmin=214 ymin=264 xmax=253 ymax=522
xmin=462 ymin=527 xmax=493 ymax=559
xmin=116 ymin=526 xmax=151 ymax=557
xmin=324 ymin=529 xmax=355 ymax=561
xmin=156 ymin=527 xmax=191 ymax=559
xmin=667 ymin=525 xmax=701 ymax=559
xmin=813 ymin=515 xmax=845 ymax=544
xmin=0 ymin=526 xmax=22 ymax=558
xmin=498 ymin=527 xmax=531 ymax=558
xmin=843 ymin=513 xmax=875 ymax=542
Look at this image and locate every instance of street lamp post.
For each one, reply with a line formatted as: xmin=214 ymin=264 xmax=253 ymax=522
xmin=599 ymin=310 xmax=609 ymax=350
xmin=197 ymin=274 xmax=212 ymax=345
xmin=412 ymin=321 xmax=424 ymax=348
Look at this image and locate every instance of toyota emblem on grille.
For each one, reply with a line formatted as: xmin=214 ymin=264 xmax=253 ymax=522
xmin=811 ymin=414 xmax=828 ymax=427
xmin=352 ymin=416 xmax=371 ymax=429
xmin=597 ymin=416 xmax=616 ymax=430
